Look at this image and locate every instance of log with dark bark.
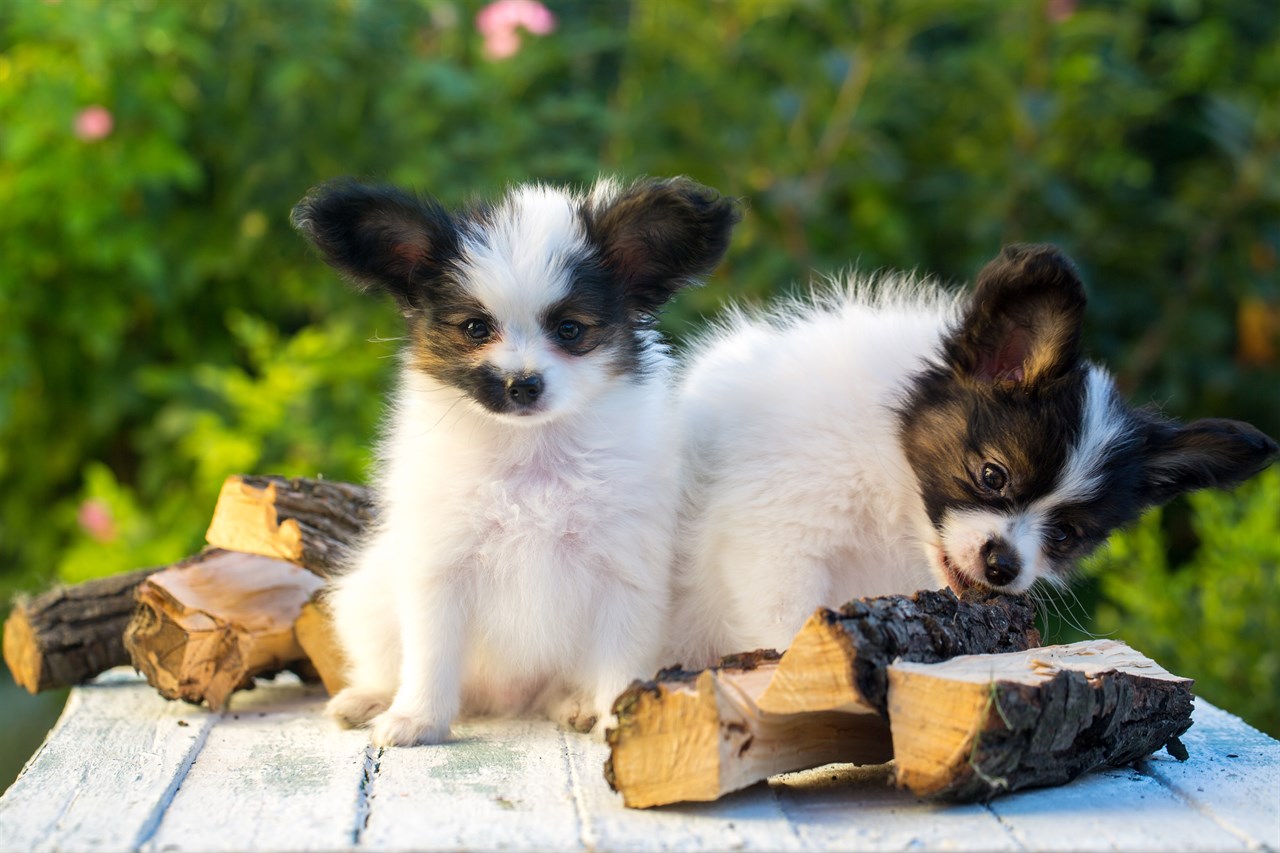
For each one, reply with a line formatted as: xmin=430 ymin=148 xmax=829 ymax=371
xmin=3 ymin=565 xmax=163 ymax=693
xmin=756 ymin=589 xmax=1040 ymax=717
xmin=204 ymin=475 xmax=373 ymax=576
xmin=888 ymin=640 xmax=1194 ymax=801
xmin=604 ymin=650 xmax=893 ymax=809
xmin=123 ymin=549 xmax=325 ymax=711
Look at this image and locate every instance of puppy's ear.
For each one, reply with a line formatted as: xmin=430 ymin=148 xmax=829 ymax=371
xmin=291 ymin=180 xmax=459 ymax=314
xmin=948 ymin=244 xmax=1087 ymax=388
xmin=585 ymin=177 xmax=739 ymax=316
xmin=1138 ymin=416 xmax=1278 ymax=506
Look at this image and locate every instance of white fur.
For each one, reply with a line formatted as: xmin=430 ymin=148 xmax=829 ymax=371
xmin=326 ymin=184 xmax=679 ymax=746
xmin=668 ymin=278 xmax=956 ymax=666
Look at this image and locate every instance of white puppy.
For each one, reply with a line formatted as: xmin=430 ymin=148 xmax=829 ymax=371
xmin=670 ymin=244 xmax=1277 ymax=667
xmin=292 ymin=176 xmax=738 ymax=746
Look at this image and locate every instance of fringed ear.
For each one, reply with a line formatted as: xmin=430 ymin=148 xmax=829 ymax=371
xmin=948 ymin=244 xmax=1087 ymax=388
xmin=291 ymin=180 xmax=460 ymax=314
xmin=1138 ymin=416 xmax=1278 ymax=506
xmin=584 ymin=177 xmax=739 ymax=316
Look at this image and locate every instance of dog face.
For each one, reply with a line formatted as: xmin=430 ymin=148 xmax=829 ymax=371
xmin=292 ymin=177 xmax=737 ymax=423
xmin=898 ymin=244 xmax=1278 ymax=594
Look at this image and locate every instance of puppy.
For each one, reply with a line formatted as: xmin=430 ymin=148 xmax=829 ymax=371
xmin=292 ymin=176 xmax=737 ymax=746
xmin=670 ymin=244 xmax=1278 ymax=666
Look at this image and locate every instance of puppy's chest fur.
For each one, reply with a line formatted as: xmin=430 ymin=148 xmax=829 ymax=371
xmin=466 ymin=443 xmax=616 ymax=577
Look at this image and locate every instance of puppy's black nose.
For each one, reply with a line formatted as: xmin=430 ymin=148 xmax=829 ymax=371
xmin=981 ymin=539 xmax=1021 ymax=587
xmin=507 ymin=374 xmax=543 ymax=406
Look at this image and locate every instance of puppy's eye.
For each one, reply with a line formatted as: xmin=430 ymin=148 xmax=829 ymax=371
xmin=463 ymin=319 xmax=491 ymax=342
xmin=1049 ymin=522 xmax=1079 ymax=544
xmin=980 ymin=462 xmax=1008 ymax=493
xmin=556 ymin=320 xmax=584 ymax=343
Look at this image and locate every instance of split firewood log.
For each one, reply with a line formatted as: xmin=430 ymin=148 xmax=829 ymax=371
xmin=294 ymin=593 xmax=348 ymax=695
xmin=3 ymin=565 xmax=164 ymax=693
xmin=889 ymin=639 xmax=1194 ymax=801
xmin=123 ymin=549 xmax=325 ymax=710
xmin=756 ymin=589 xmax=1039 ymax=717
xmin=604 ymin=650 xmax=893 ymax=809
xmin=204 ymin=475 xmax=373 ymax=576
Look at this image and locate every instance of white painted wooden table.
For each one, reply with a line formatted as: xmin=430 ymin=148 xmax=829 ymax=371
xmin=1 ymin=669 xmax=1276 ymax=852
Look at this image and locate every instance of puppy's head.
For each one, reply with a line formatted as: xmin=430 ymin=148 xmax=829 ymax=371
xmin=899 ymin=244 xmax=1278 ymax=595
xmin=292 ymin=176 xmax=737 ymax=423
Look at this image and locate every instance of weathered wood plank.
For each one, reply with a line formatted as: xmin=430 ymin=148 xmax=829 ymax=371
xmin=770 ymin=764 xmax=1023 ymax=852
xmin=142 ymin=677 xmax=368 ymax=852
xmin=360 ymin=718 xmax=583 ymax=852
xmin=1137 ymin=703 xmax=1280 ymax=850
xmin=986 ymin=763 xmax=1252 ymax=851
xmin=2 ymin=674 xmax=1275 ymax=853
xmin=0 ymin=669 xmax=215 ymax=852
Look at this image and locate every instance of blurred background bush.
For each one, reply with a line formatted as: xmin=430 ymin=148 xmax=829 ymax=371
xmin=1 ymin=0 xmax=1276 ymax=789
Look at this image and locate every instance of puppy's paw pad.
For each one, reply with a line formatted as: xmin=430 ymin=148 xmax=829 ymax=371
xmin=370 ymin=711 xmax=450 ymax=747
xmin=553 ymin=697 xmax=600 ymax=734
xmin=327 ymin=688 xmax=391 ymax=728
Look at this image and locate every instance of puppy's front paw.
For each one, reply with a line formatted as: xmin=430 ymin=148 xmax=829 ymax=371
xmin=327 ymin=688 xmax=392 ymax=728
xmin=370 ymin=710 xmax=451 ymax=747
xmin=552 ymin=695 xmax=600 ymax=735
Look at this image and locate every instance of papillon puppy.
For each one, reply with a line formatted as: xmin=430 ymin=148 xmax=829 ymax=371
xmin=670 ymin=244 xmax=1277 ymax=666
xmin=292 ymin=176 xmax=737 ymax=746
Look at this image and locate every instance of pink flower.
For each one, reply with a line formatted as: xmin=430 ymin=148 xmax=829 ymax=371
xmin=77 ymin=499 xmax=117 ymax=542
xmin=475 ymin=0 xmax=556 ymax=60
xmin=1047 ymin=0 xmax=1077 ymax=22
xmin=74 ymin=106 xmax=113 ymax=141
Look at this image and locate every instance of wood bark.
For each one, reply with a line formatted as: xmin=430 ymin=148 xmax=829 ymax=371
xmin=757 ymin=589 xmax=1040 ymax=717
xmin=294 ymin=593 xmax=348 ymax=695
xmin=204 ymin=474 xmax=373 ymax=576
xmin=3 ymin=564 xmax=164 ymax=693
xmin=123 ymin=548 xmax=325 ymax=710
xmin=889 ymin=639 xmax=1194 ymax=801
xmin=604 ymin=650 xmax=893 ymax=809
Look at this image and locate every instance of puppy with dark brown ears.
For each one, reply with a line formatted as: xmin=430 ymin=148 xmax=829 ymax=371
xmin=669 ymin=244 xmax=1277 ymax=667
xmin=293 ymin=177 xmax=737 ymax=746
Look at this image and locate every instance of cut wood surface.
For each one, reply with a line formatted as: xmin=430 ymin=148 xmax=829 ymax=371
xmin=757 ymin=589 xmax=1039 ymax=717
xmin=888 ymin=639 xmax=1194 ymax=801
xmin=605 ymin=650 xmax=893 ymax=809
xmin=294 ymin=593 xmax=348 ymax=695
xmin=204 ymin=474 xmax=373 ymax=576
xmin=123 ymin=549 xmax=325 ymax=711
xmin=3 ymin=565 xmax=162 ymax=694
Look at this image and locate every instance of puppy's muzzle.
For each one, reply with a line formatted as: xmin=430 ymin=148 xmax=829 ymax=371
xmin=506 ymin=373 xmax=544 ymax=407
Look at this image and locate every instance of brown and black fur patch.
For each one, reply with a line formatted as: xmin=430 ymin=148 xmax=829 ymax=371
xmin=583 ymin=177 xmax=740 ymax=320
xmin=897 ymin=242 xmax=1279 ymax=582
xmin=291 ymin=180 xmax=466 ymax=315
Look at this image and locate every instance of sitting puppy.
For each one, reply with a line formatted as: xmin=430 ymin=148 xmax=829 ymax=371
xmin=670 ymin=244 xmax=1278 ymax=666
xmin=292 ymin=176 xmax=737 ymax=746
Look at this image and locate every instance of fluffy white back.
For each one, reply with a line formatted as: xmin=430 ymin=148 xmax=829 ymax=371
xmin=669 ymin=276 xmax=960 ymax=665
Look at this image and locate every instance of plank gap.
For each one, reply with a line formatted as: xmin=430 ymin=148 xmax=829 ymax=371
xmin=561 ymin=728 xmax=597 ymax=852
xmin=130 ymin=710 xmax=220 ymax=851
xmin=351 ymin=744 xmax=383 ymax=847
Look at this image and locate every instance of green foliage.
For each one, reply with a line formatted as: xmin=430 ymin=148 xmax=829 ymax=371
xmin=0 ymin=0 xmax=1276 ymax=731
xmin=1083 ymin=467 xmax=1280 ymax=735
